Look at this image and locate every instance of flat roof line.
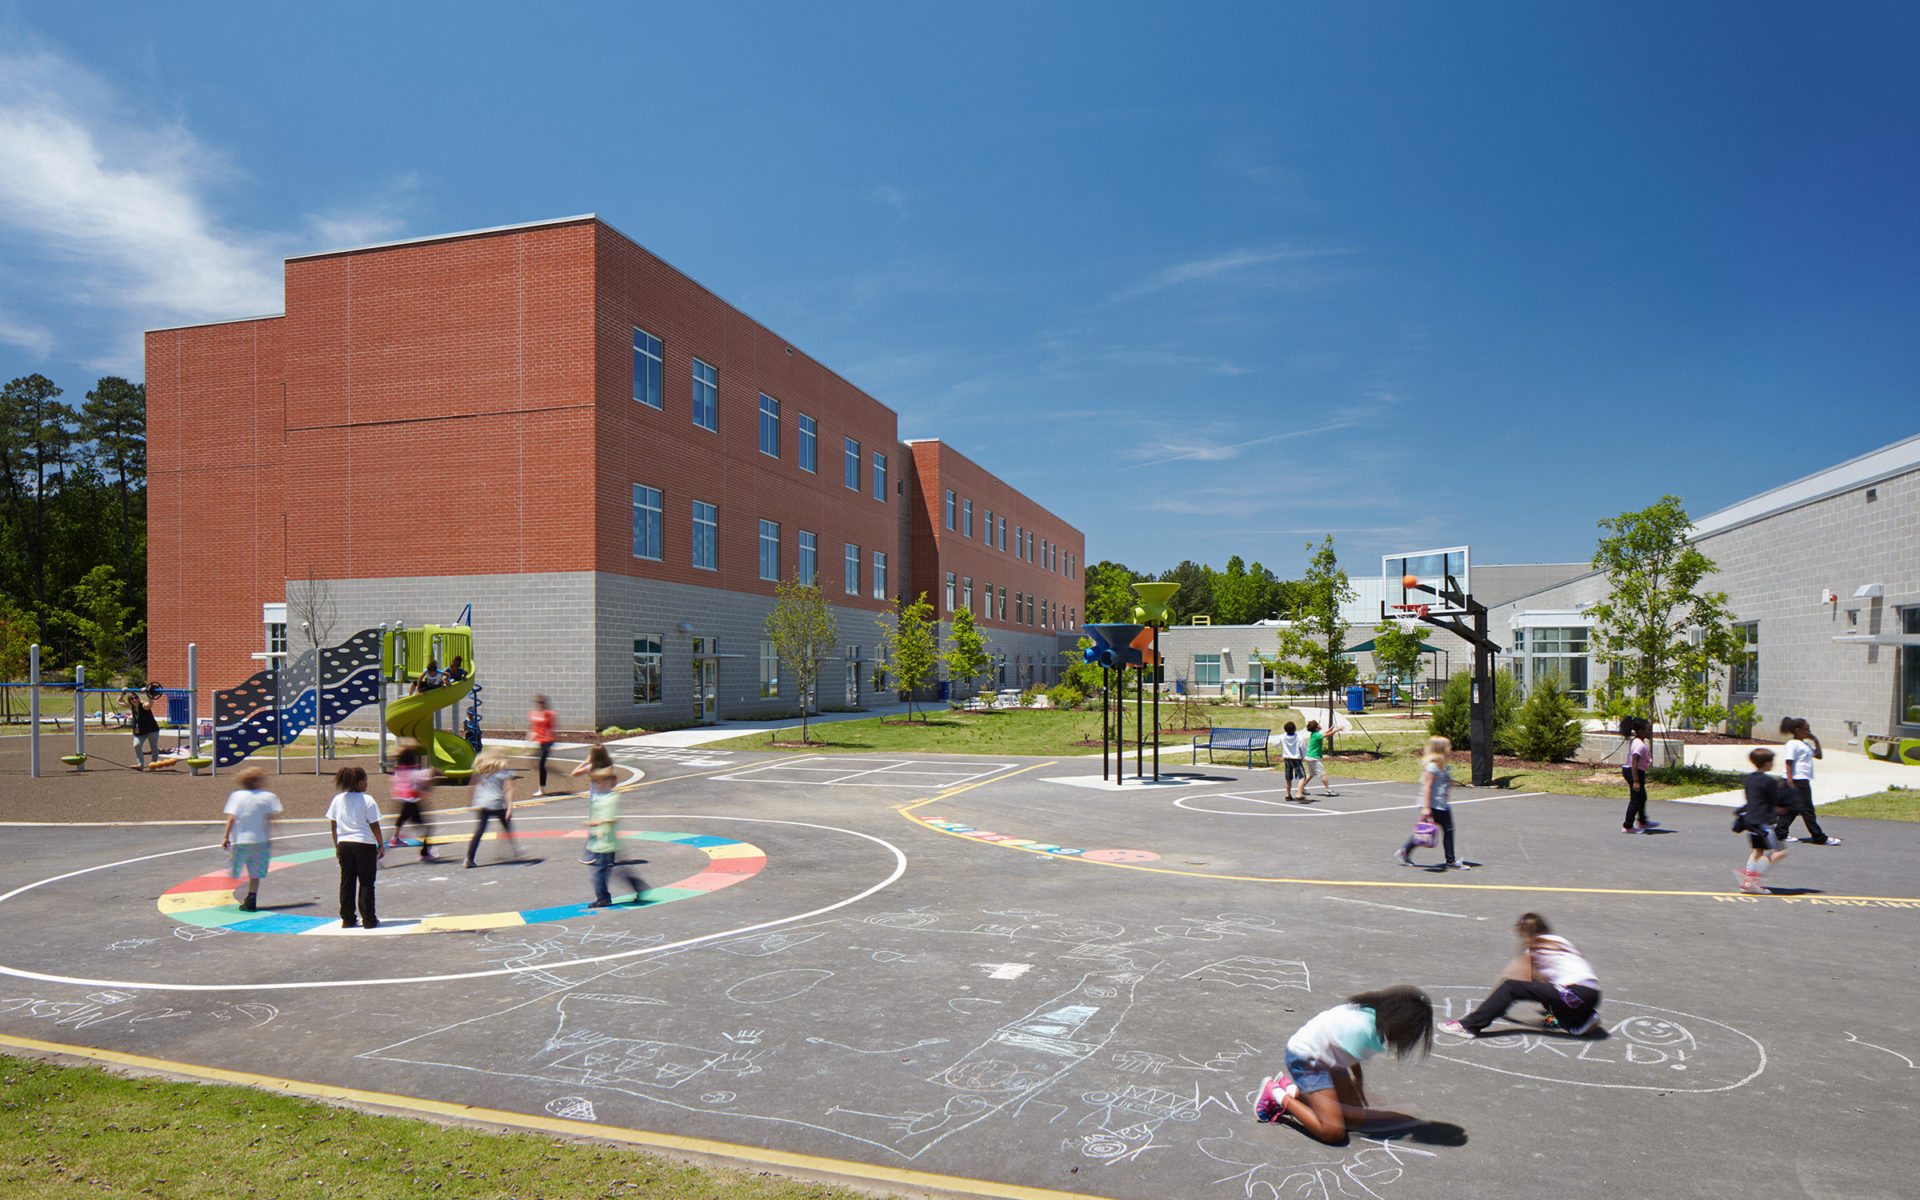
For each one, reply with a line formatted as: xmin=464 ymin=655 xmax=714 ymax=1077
xmin=145 ymin=312 xmax=285 ymax=334
xmin=285 ymin=213 xmax=599 ymax=262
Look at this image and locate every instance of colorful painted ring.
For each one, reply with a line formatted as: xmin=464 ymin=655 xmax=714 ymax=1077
xmin=159 ymin=830 xmax=766 ymax=936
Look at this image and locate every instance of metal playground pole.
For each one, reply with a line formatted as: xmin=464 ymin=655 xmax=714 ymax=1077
xmin=28 ymin=644 xmax=40 ymax=778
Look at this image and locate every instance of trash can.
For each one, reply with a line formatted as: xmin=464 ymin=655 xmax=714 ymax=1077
xmin=166 ymin=692 xmax=190 ymax=725
xmin=1345 ymin=685 xmax=1366 ymax=713
xmin=1174 ymin=678 xmax=1188 ymax=695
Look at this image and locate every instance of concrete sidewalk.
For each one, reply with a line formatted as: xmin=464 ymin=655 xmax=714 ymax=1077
xmin=1675 ymin=742 xmax=1914 ymax=807
xmin=609 ymin=701 xmax=918 ymax=748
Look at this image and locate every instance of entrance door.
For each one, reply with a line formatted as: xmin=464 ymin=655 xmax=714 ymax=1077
xmin=691 ymin=637 xmax=718 ymax=724
xmin=845 ymin=646 xmax=861 ymax=708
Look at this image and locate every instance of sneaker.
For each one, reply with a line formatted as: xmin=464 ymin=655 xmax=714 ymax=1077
xmin=420 ymin=850 xmax=440 ymax=862
xmin=386 ymin=836 xmax=403 ymax=848
xmin=1254 ymin=1075 xmax=1293 ymax=1122
xmin=1809 ymin=837 xmax=1840 ymax=846
xmin=464 ymin=861 xmax=477 ymax=869
xmin=362 ymin=919 xmax=380 ymax=930
xmin=1620 ymin=826 xmax=1637 ymax=834
xmin=1449 ymin=861 xmax=1473 ymax=871
xmin=1638 ymin=821 xmax=1661 ymax=831
xmin=238 ymin=898 xmax=257 ymax=913
xmin=1395 ymin=850 xmax=1414 ymax=867
xmin=1439 ymin=1020 xmax=1474 ymax=1038
xmin=588 ymin=898 xmax=613 ymax=908
xmin=341 ymin=919 xmax=358 ymax=929
xmin=1564 ymin=1012 xmax=1601 ymax=1037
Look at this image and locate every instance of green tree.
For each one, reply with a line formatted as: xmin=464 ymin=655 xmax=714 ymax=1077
xmin=877 ymin=592 xmax=939 ymax=722
xmin=1369 ymin=619 xmax=1428 ymax=715
xmin=1083 ymin=560 xmax=1144 ymax=623
xmin=1587 ymin=495 xmax=1741 ymax=741
xmin=1265 ymin=536 xmax=1358 ymax=731
xmin=943 ymin=606 xmax=992 ymax=700
xmin=0 ymin=373 xmax=76 ymax=610
xmin=58 ymin=564 xmax=144 ymax=685
xmin=1429 ymin=670 xmax=1519 ymax=751
xmin=1508 ymin=672 xmax=1584 ymax=762
xmin=764 ymin=577 xmax=840 ymax=742
xmin=79 ymin=376 xmax=146 ymax=588
xmin=1060 ymin=636 xmax=1105 ymax=697
xmin=1166 ymin=559 xmax=1214 ymax=624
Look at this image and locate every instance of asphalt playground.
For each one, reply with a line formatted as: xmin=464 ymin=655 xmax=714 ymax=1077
xmin=2 ymin=746 xmax=1916 ymax=1200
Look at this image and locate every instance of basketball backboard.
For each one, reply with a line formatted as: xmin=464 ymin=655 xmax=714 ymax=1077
xmin=1383 ymin=546 xmax=1471 ymax=618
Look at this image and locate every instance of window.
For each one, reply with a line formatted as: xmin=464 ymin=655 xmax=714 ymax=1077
xmin=1026 ymin=530 xmax=1034 ymax=561
xmin=1026 ymin=594 xmax=1035 ymax=625
xmin=1014 ymin=523 xmax=1022 ymax=556
xmin=797 ymin=531 xmax=817 ymax=586
xmin=962 ymin=577 xmax=973 ymax=612
xmin=945 ymin=490 xmax=957 ymax=530
xmin=758 ymin=393 xmax=780 ymax=457
xmin=1524 ymin=625 xmax=1592 ymax=704
xmin=1901 ymin=608 xmax=1920 ymax=726
xmin=997 ymin=517 xmax=1006 ymax=549
xmin=631 ymin=484 xmax=663 ymax=560
xmin=632 ymin=327 xmax=663 ymax=409
xmin=1015 ymin=591 xmax=1024 ymax=625
xmin=998 ymin=587 xmax=1007 ymax=620
xmin=691 ymin=358 xmax=717 ymax=431
xmin=267 ymin=623 xmax=287 ymax=655
xmin=691 ymin=501 xmax=717 ymax=570
xmin=872 ymin=550 xmax=888 ymax=600
xmin=759 ymin=640 xmax=780 ymax=698
xmin=983 ymin=508 xmax=993 ymax=544
xmin=844 ymin=543 xmax=860 ymax=595
xmin=1731 ymin=622 xmax=1760 ymax=695
xmin=844 ymin=438 xmax=861 ymax=491
xmin=946 ymin=572 xmax=956 ymax=612
xmin=758 ymin=520 xmax=780 ymax=581
xmin=981 ymin=581 xmax=991 ymax=620
xmin=633 ymin=636 xmax=663 ymax=705
xmin=797 ymin=414 xmax=817 ymax=471
xmin=872 ymin=452 xmax=887 ymax=500
xmin=963 ymin=499 xmax=973 ymax=537
xmin=1193 ymin=653 xmax=1222 ymax=688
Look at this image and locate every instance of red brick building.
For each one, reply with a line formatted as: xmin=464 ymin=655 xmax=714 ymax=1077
xmin=146 ymin=215 xmax=1081 ymax=725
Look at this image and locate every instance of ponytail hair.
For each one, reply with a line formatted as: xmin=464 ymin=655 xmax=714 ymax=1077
xmin=1515 ymin=912 xmax=1552 ymax=944
xmin=1348 ymin=985 xmax=1434 ymax=1059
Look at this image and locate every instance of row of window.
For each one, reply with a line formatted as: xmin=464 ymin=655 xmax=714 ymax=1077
xmin=633 ymin=636 xmax=896 ymax=707
xmin=942 ymin=571 xmax=1075 ymax=630
xmin=940 ymin=489 xmax=1076 ymax=579
xmin=635 ymin=485 xmax=889 ymax=592
xmin=634 ymin=326 xmax=889 ymax=501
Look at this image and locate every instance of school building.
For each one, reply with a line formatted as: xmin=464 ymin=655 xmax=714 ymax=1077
xmin=145 ymin=215 xmax=1084 ymax=729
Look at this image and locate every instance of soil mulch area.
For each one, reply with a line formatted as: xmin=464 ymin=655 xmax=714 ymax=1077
xmin=486 ymin=728 xmax=606 ymax=744
xmin=0 ymin=737 xmax=586 ymax=824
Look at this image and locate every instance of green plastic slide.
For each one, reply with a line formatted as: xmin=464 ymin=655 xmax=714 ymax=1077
xmin=386 ymin=678 xmax=477 ymax=780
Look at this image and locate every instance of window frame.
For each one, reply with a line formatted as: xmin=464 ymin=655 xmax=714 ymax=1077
xmin=632 ymin=635 xmax=664 ymax=705
xmin=945 ymin=490 xmax=956 ymax=530
xmin=758 ymin=519 xmax=781 ymax=582
xmin=691 ymin=500 xmax=718 ymax=571
xmin=797 ymin=413 xmax=817 ymax=472
xmin=963 ymin=498 xmax=973 ymax=537
xmin=690 ymin=357 xmax=717 ymax=432
xmin=872 ymin=451 xmax=887 ymax=501
xmin=844 ymin=437 xmax=861 ymax=491
xmin=757 ymin=393 xmax=781 ymax=458
xmin=631 ymin=483 xmax=663 ymax=561
xmin=797 ymin=530 xmax=817 ymax=586
xmin=632 ymin=327 xmax=663 ymax=410
xmin=872 ymin=550 xmax=888 ymax=600
xmin=844 ymin=543 xmax=861 ymax=596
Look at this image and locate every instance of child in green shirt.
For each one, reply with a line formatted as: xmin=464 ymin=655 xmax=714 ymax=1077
xmin=585 ymin=768 xmax=648 ymax=908
xmin=1303 ymin=719 xmax=1335 ymax=798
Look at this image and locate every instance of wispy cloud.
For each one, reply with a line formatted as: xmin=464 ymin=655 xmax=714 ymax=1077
xmin=1122 ymin=417 xmax=1364 ymax=469
xmin=865 ymin=183 xmax=907 ymax=223
xmin=1109 ymin=245 xmax=1351 ymax=304
xmin=0 ymin=312 xmax=54 ymax=358
xmin=0 ymin=41 xmax=421 ymax=372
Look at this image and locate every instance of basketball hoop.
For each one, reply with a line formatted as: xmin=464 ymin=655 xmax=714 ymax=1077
xmin=1390 ymin=602 xmax=1428 ymax=632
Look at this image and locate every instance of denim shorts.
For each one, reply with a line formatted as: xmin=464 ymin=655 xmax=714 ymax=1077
xmin=229 ymin=842 xmax=270 ymax=880
xmin=1284 ymin=1048 xmax=1335 ymax=1096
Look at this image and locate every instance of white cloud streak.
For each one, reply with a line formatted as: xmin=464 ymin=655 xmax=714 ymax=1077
xmin=0 ymin=42 xmax=419 ymax=372
xmin=1110 ymin=245 xmax=1351 ymax=304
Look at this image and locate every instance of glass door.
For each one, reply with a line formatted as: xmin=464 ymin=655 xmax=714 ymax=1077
xmin=691 ymin=637 xmax=718 ymax=724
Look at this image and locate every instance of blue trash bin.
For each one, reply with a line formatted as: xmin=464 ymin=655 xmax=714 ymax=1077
xmin=1345 ymin=685 xmax=1367 ymax=713
xmin=165 ymin=692 xmax=190 ymax=725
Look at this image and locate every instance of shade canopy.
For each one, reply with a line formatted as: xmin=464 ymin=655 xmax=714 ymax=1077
xmin=1341 ymin=637 xmax=1442 ymax=655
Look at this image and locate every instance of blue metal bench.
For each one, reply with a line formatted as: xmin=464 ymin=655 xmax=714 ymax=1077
xmin=1192 ymin=726 xmax=1271 ymax=767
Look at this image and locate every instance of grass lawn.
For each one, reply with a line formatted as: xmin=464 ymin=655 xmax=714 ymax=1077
xmin=1819 ymin=788 xmax=1920 ymax=822
xmin=702 ymin=704 xmax=1307 ymax=756
xmin=0 ymin=1056 xmax=876 ymax=1200
xmin=1317 ymin=742 xmax=1743 ymax=800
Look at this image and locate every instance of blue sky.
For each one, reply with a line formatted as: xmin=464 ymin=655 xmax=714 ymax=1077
xmin=3 ymin=2 xmax=1916 ymax=581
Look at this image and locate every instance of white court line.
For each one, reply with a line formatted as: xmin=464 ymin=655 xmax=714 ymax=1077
xmin=1337 ymin=791 xmax=1547 ymax=815
xmin=1324 ymin=896 xmax=1489 ymax=921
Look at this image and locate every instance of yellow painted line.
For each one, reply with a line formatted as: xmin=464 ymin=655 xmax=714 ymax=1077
xmin=894 ymin=760 xmax=1054 ymax=812
xmin=899 ymin=781 xmax=1920 ymax=908
xmin=0 ymin=1033 xmax=1111 ymax=1200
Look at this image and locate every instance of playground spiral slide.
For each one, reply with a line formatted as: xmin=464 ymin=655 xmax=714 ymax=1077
xmin=386 ymin=679 xmax=478 ymax=779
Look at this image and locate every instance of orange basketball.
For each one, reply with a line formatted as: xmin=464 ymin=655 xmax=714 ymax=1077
xmin=1402 ymin=573 xmax=1420 ymax=589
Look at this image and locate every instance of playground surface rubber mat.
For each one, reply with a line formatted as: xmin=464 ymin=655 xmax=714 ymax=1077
xmin=2 ymin=746 xmax=1915 ymax=1200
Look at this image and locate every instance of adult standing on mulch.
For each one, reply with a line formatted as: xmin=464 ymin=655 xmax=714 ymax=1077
xmin=125 ymin=683 xmax=163 ymax=770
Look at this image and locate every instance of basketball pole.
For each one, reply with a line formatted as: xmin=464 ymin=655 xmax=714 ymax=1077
xmin=1401 ymin=576 xmax=1498 ymax=788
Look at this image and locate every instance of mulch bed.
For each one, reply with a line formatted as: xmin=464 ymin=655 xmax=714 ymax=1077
xmin=1662 ymin=730 xmax=1773 ymax=745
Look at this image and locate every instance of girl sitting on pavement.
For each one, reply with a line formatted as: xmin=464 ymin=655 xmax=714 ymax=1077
xmin=1439 ymin=913 xmax=1602 ymax=1038
xmin=1256 ymin=985 xmax=1434 ymax=1143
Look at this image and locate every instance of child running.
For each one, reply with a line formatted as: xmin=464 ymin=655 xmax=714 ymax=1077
xmin=1736 ymin=747 xmax=1794 ymax=894
xmin=1398 ymin=736 xmax=1467 ymax=869
xmin=1439 ymin=913 xmax=1602 ymax=1038
xmin=585 ymin=767 xmax=648 ymax=908
xmin=1279 ymin=721 xmax=1306 ymax=801
xmin=465 ymin=754 xmax=522 ymax=867
xmin=220 ymin=766 xmax=282 ymax=913
xmin=324 ymin=766 xmax=384 ymax=929
xmin=387 ymin=744 xmax=440 ymax=860
xmin=571 ymin=745 xmax=617 ymax=864
xmin=1255 ymin=985 xmax=1434 ymax=1143
xmin=1775 ymin=718 xmax=1839 ymax=846
xmin=1620 ymin=717 xmax=1658 ymax=833
xmin=1303 ymin=719 xmax=1335 ymax=798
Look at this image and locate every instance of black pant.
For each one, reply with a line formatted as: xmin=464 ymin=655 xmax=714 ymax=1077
xmin=1774 ymin=780 xmax=1828 ymax=843
xmin=336 ymin=842 xmax=378 ymax=925
xmin=467 ymin=808 xmax=515 ymax=864
xmin=1460 ymin=979 xmax=1600 ymax=1033
xmin=1621 ymin=768 xmax=1649 ymax=828
xmin=536 ymin=742 xmax=553 ymax=789
xmin=1404 ymin=807 xmax=1456 ymax=863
